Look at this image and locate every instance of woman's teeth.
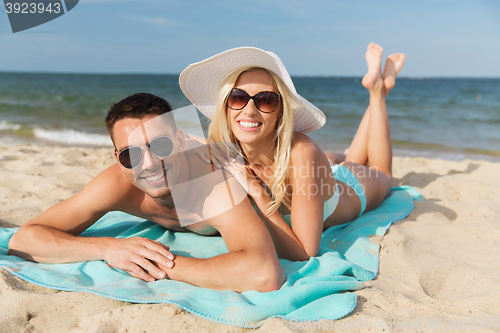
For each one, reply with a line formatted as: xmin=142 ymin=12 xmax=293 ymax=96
xmin=239 ymin=121 xmax=260 ymax=128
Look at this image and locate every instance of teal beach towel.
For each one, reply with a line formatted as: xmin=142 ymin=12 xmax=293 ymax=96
xmin=0 ymin=186 xmax=422 ymax=328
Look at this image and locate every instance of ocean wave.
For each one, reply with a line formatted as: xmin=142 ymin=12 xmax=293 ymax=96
xmin=0 ymin=121 xmax=22 ymax=131
xmin=33 ymin=128 xmax=113 ymax=146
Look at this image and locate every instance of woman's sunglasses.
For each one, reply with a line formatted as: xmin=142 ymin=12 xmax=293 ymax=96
xmin=116 ymin=136 xmax=174 ymax=169
xmin=227 ymin=88 xmax=281 ymax=113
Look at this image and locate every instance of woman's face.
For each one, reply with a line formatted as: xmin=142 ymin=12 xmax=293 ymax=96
xmin=227 ymin=69 xmax=281 ymax=146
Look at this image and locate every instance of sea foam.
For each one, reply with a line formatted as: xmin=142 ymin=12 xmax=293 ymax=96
xmin=33 ymin=128 xmax=113 ymax=147
xmin=0 ymin=121 xmax=22 ymax=131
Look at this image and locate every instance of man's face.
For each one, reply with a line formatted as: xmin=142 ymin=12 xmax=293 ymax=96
xmin=112 ymin=114 xmax=185 ymax=200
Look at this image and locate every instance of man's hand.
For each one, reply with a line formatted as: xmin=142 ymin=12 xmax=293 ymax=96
xmin=103 ymin=237 xmax=174 ymax=282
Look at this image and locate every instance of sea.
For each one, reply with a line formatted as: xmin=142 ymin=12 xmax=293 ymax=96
xmin=1 ymin=72 xmax=499 ymax=161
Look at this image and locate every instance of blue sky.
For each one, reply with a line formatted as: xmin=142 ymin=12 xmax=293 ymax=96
xmin=1 ymin=0 xmax=499 ymax=77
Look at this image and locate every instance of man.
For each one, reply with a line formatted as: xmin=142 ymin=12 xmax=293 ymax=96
xmin=8 ymin=93 xmax=285 ymax=293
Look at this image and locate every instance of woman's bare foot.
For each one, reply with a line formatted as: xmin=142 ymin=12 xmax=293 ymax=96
xmin=361 ymin=43 xmax=384 ymax=92
xmin=383 ymin=53 xmax=406 ymax=94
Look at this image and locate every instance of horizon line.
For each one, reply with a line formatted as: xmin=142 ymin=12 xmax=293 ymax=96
xmin=1 ymin=71 xmax=500 ymax=80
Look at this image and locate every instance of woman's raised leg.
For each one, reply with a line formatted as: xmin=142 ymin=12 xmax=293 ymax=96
xmin=344 ymin=45 xmax=406 ymax=170
xmin=340 ymin=43 xmax=407 ymax=215
xmin=326 ymin=52 xmax=405 ymax=166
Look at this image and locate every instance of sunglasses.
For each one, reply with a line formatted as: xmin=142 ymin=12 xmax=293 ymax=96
xmin=227 ymin=88 xmax=281 ymax=113
xmin=116 ymin=136 xmax=174 ymax=169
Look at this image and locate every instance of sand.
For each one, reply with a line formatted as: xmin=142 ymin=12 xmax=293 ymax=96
xmin=1 ymin=143 xmax=499 ymax=332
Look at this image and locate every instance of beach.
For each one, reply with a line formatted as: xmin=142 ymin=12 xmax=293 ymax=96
xmin=1 ymin=143 xmax=499 ymax=332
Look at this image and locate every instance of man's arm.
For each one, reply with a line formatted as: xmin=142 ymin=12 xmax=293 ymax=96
xmin=8 ymin=164 xmax=175 ymax=282
xmin=162 ymin=176 xmax=286 ymax=293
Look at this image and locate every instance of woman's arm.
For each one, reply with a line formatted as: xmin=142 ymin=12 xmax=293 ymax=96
xmin=250 ymin=182 xmax=313 ymax=261
xmin=287 ymin=138 xmax=328 ymax=257
xmin=167 ymin=176 xmax=285 ymax=292
xmin=249 ymin=135 xmax=332 ymax=260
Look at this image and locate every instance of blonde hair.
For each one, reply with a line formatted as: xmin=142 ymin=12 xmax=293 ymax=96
xmin=208 ymin=67 xmax=300 ymax=216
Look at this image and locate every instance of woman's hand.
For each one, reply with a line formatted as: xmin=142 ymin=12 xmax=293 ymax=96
xmin=223 ymin=161 xmax=271 ymax=206
xmin=188 ymin=140 xmax=240 ymax=168
xmin=184 ymin=134 xmax=228 ymax=166
xmin=245 ymin=166 xmax=270 ymax=200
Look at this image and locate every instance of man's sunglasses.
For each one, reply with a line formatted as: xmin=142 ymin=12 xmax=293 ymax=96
xmin=116 ymin=136 xmax=174 ymax=169
xmin=227 ymin=88 xmax=281 ymax=113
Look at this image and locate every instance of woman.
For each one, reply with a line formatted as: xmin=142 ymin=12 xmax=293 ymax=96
xmin=179 ymin=43 xmax=406 ymax=261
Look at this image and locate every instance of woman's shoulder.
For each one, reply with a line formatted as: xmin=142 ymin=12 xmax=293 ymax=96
xmin=292 ymin=132 xmax=318 ymax=148
xmin=290 ymin=132 xmax=323 ymax=165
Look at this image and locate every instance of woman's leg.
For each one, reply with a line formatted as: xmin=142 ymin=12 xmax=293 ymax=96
xmin=340 ymin=44 xmax=406 ymax=215
xmin=326 ymin=50 xmax=406 ymax=167
xmin=344 ymin=106 xmax=370 ymax=166
xmin=344 ymin=46 xmax=406 ymax=167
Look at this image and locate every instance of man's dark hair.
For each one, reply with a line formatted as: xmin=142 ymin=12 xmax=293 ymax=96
xmin=105 ymin=93 xmax=172 ymax=136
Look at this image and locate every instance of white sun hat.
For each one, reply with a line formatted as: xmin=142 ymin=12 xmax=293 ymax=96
xmin=179 ymin=47 xmax=326 ymax=133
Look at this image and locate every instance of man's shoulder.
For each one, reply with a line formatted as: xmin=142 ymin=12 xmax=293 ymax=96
xmin=201 ymin=173 xmax=248 ymax=223
xmin=90 ymin=164 xmax=130 ymax=190
xmin=80 ymin=164 xmax=142 ymax=210
xmin=95 ymin=163 xmax=127 ymax=181
xmin=184 ymin=149 xmax=218 ymax=180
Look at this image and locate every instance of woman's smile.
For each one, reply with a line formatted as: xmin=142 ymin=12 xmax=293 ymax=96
xmin=237 ymin=119 xmax=263 ymax=131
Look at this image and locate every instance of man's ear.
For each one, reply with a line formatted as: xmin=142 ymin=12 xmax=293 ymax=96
xmin=113 ymin=150 xmax=126 ymax=171
xmin=110 ymin=132 xmax=119 ymax=161
xmin=113 ymin=150 xmax=122 ymax=167
xmin=176 ymin=129 xmax=186 ymax=152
